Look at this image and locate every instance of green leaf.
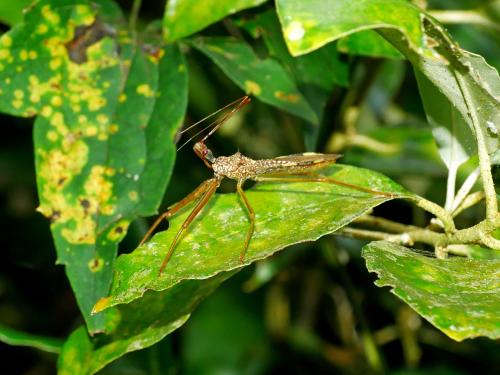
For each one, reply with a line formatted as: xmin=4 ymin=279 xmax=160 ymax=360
xmin=190 ymin=36 xmax=318 ymax=124
xmin=363 ymin=241 xmax=500 ymax=341
xmin=0 ymin=0 xmax=187 ymax=332
xmin=0 ymin=324 xmax=63 ymax=354
xmin=163 ymin=0 xmax=267 ymax=42
xmin=337 ymin=30 xmax=403 ymax=59
xmin=0 ymin=0 xmax=32 ymax=26
xmin=58 ymin=271 xmax=236 ymax=375
xmin=415 ymin=69 xmax=472 ymax=168
xmin=275 ymin=0 xmax=423 ymax=56
xmin=182 ymin=281 xmax=272 ymax=374
xmin=94 ymin=164 xmax=409 ymax=310
xmin=241 ymin=10 xmax=348 ymax=148
xmin=275 ymin=0 xmax=500 ymax=161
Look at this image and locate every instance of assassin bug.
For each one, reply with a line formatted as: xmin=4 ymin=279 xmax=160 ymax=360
xmin=140 ymin=96 xmax=393 ymax=275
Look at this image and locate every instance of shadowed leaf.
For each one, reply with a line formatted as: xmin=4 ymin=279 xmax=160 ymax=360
xmin=190 ymin=36 xmax=318 ymax=124
xmin=363 ymin=241 xmax=500 ymax=341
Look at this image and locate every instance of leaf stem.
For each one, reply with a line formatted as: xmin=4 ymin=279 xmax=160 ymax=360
xmin=451 ymin=167 xmax=480 ymax=213
xmin=454 ymin=73 xmax=498 ymax=220
xmin=410 ymin=195 xmax=456 ymax=233
xmin=429 ymin=10 xmax=500 ymax=31
xmin=129 ymin=0 xmax=142 ymax=33
xmin=452 ymin=191 xmax=484 ymax=218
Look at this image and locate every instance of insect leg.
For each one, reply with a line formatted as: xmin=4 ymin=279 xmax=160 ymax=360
xmin=139 ymin=179 xmax=216 ymax=247
xmin=255 ymin=173 xmax=395 ymax=198
xmin=158 ymin=177 xmax=221 ymax=276
xmin=236 ymin=180 xmax=255 ymax=263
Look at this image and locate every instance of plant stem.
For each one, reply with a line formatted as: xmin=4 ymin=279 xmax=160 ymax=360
xmin=343 ymin=211 xmax=499 ymax=251
xmin=410 ymin=195 xmax=456 ymax=233
xmin=454 ymin=73 xmax=498 ymax=220
xmin=355 ymin=215 xmax=420 ymax=233
xmin=444 ymin=164 xmax=457 ymax=212
xmin=429 ymin=10 xmax=500 ymax=31
xmin=452 ymin=191 xmax=484 ymax=218
xmin=129 ymin=0 xmax=142 ymax=33
xmin=451 ymin=167 xmax=480 ymax=213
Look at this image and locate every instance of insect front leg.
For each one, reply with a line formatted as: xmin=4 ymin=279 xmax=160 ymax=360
xmin=139 ymin=178 xmax=217 ymax=247
xmin=158 ymin=177 xmax=221 ymax=275
xmin=236 ymin=180 xmax=255 ymax=263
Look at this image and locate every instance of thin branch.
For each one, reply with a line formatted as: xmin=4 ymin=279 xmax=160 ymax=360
xmin=452 ymin=191 xmax=484 ymax=218
xmin=354 ymin=215 xmax=421 ymax=233
xmin=410 ymin=195 xmax=456 ymax=233
xmin=429 ymin=10 xmax=500 ymax=32
xmin=451 ymin=167 xmax=480 ymax=213
xmin=454 ymin=73 xmax=498 ymax=220
xmin=129 ymin=0 xmax=142 ymax=33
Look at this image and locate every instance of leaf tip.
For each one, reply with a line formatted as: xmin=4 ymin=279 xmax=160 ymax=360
xmin=92 ymin=296 xmax=111 ymax=314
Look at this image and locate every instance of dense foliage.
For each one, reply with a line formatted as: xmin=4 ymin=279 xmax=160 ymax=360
xmin=0 ymin=0 xmax=498 ymax=374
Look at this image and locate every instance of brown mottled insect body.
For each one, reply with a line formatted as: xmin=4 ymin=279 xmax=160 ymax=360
xmin=212 ymin=152 xmax=341 ymax=181
xmin=140 ymin=96 xmax=392 ymax=276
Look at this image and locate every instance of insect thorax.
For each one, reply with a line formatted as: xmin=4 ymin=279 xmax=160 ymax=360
xmin=212 ymin=152 xmax=260 ymax=180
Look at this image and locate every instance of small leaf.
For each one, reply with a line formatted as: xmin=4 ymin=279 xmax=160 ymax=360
xmin=163 ymin=0 xmax=267 ymax=42
xmin=95 ymin=164 xmax=409 ymax=310
xmin=190 ymin=36 xmax=318 ymax=124
xmin=363 ymin=241 xmax=500 ymax=341
xmin=0 ymin=324 xmax=63 ymax=354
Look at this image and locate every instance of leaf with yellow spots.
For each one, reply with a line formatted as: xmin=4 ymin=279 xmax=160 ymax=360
xmin=0 ymin=0 xmax=188 ymax=334
xmin=240 ymin=10 xmax=349 ymax=148
xmin=190 ymin=37 xmax=318 ymax=124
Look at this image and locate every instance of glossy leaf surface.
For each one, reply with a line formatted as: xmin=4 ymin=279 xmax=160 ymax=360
xmin=163 ymin=0 xmax=267 ymax=42
xmin=95 ymin=164 xmax=409 ymax=310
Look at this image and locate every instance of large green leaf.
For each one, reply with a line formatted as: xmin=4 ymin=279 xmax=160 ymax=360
xmin=190 ymin=36 xmax=318 ymax=124
xmin=57 ymin=165 xmax=407 ymax=373
xmin=163 ymin=0 xmax=267 ymax=42
xmin=276 ymin=0 xmax=500 ymax=161
xmin=94 ymin=164 xmax=409 ymax=310
xmin=363 ymin=241 xmax=500 ymax=341
xmin=0 ymin=0 xmax=188 ymax=332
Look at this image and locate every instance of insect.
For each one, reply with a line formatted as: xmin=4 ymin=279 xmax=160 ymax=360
xmin=140 ymin=96 xmax=394 ymax=275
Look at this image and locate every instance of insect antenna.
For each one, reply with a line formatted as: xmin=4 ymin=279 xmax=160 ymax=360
xmin=176 ymin=95 xmax=251 ymax=151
